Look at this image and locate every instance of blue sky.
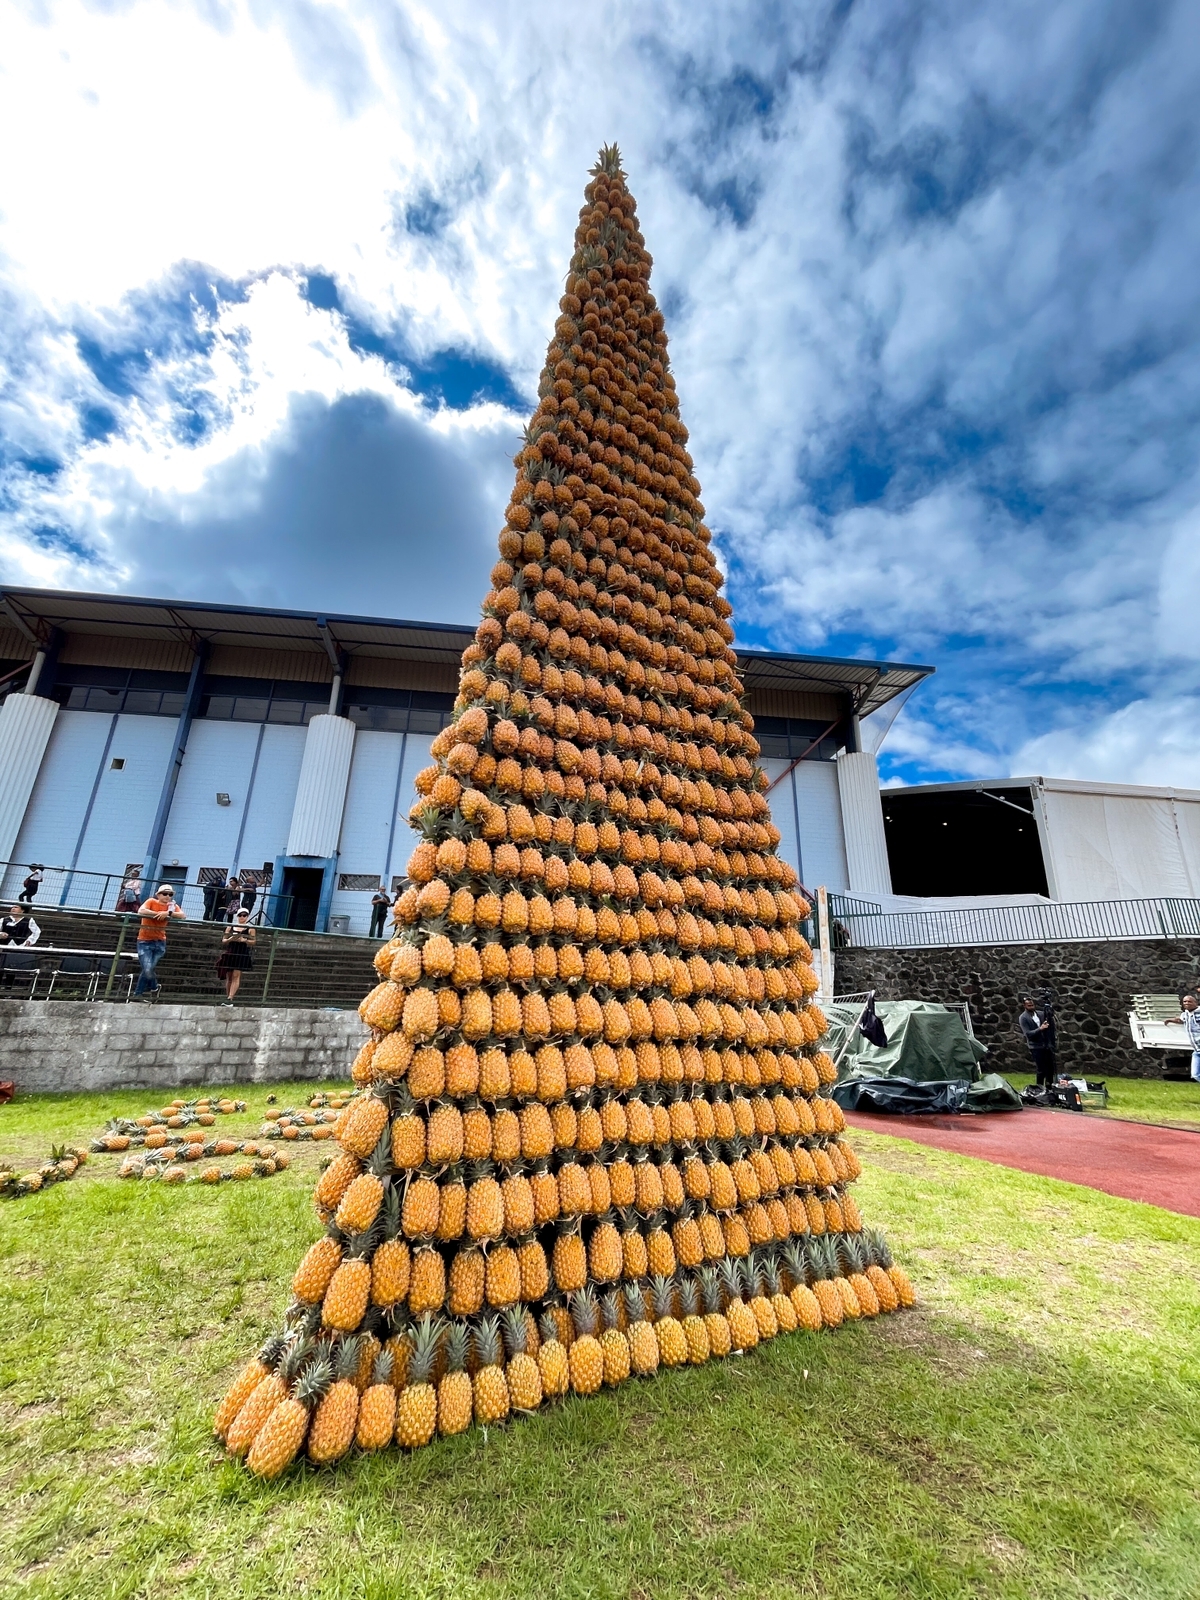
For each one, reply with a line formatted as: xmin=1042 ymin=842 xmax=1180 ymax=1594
xmin=1 ymin=0 xmax=1198 ymax=786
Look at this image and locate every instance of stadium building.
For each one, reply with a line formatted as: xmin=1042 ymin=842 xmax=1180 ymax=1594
xmin=0 ymin=587 xmax=930 ymax=935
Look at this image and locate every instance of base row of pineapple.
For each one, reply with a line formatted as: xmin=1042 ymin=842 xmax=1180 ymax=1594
xmin=217 ymin=1235 xmax=914 ymax=1477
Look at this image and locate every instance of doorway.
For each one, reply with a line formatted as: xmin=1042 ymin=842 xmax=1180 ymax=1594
xmin=279 ymin=866 xmax=324 ymax=931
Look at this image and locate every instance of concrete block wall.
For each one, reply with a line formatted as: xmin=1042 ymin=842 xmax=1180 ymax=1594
xmin=834 ymin=936 xmax=1200 ymax=1077
xmin=0 ymin=1001 xmax=367 ymax=1093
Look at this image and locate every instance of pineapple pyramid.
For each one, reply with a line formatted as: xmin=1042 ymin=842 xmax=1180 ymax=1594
xmin=217 ymin=146 xmax=914 ymax=1477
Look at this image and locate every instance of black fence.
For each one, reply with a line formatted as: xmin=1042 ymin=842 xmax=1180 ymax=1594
xmin=0 ymin=906 xmax=379 ymax=1009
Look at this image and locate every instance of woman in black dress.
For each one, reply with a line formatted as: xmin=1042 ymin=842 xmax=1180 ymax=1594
xmin=216 ymin=908 xmax=256 ymax=1002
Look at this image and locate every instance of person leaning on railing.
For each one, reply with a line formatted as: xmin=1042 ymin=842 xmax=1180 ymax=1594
xmin=0 ymin=905 xmax=40 ymax=946
xmin=217 ymin=908 xmax=256 ymax=1004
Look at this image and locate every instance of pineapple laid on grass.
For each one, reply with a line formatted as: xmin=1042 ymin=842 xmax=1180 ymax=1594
xmin=216 ymin=141 xmax=909 ymax=1476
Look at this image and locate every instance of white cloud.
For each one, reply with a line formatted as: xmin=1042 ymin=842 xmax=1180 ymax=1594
xmin=1012 ymin=697 xmax=1200 ymax=790
xmin=0 ymin=0 xmax=1197 ymax=784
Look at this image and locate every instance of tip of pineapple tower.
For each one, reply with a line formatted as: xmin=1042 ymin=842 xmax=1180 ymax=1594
xmin=592 ymin=143 xmax=624 ymax=179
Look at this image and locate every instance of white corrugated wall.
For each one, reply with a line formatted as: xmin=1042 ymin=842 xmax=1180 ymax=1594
xmin=287 ymin=715 xmax=356 ymax=859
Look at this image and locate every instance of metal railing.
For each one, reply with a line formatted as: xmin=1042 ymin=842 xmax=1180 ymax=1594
xmin=823 ymin=896 xmax=1200 ymax=950
xmin=0 ymin=858 xmax=292 ymax=928
xmin=0 ymin=905 xmax=380 ymax=1008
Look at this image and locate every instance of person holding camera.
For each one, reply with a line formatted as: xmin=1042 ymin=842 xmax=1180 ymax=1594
xmin=216 ymin=908 xmax=256 ymax=1003
xmin=1019 ymin=994 xmax=1057 ymax=1086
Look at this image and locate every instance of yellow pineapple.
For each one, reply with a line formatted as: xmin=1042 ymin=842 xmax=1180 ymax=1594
xmin=501 ymin=1305 xmax=544 ymax=1413
xmin=437 ymin=1322 xmax=474 ymax=1436
xmin=395 ymin=1315 xmax=440 ymax=1448
xmin=472 ymin=1316 xmax=511 ymax=1423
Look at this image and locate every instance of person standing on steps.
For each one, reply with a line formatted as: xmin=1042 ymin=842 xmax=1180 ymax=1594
xmin=369 ymin=884 xmax=391 ymax=939
xmin=216 ymin=908 xmax=256 ymax=1003
xmin=133 ymin=883 xmax=185 ymax=999
xmin=1018 ymin=994 xmax=1057 ymax=1086
xmin=117 ymin=873 xmax=144 ymax=915
xmin=19 ymin=864 xmax=43 ymax=905
xmin=1165 ymin=993 xmax=1200 ymax=1082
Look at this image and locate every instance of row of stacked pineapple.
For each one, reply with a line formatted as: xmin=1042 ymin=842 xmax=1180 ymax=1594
xmin=215 ymin=145 xmax=913 ymax=1478
xmin=218 ymin=1235 xmax=914 ymax=1475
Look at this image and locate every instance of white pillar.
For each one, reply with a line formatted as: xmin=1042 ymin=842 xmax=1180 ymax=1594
xmin=0 ymin=693 xmax=58 ymax=863
xmin=836 ymin=749 xmax=892 ymax=898
xmin=287 ymin=714 xmax=356 ymax=858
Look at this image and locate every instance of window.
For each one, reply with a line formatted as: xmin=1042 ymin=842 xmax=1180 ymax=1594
xmin=109 ymin=757 xmax=125 ymax=770
xmin=338 ymin=873 xmax=383 ymax=891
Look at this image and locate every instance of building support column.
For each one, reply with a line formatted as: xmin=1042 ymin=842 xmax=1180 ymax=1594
xmin=281 ymin=712 xmax=356 ymax=930
xmin=0 ymin=692 xmax=60 ymax=865
xmin=141 ymin=641 xmax=209 ymax=890
xmin=835 ymin=749 xmax=892 ymax=899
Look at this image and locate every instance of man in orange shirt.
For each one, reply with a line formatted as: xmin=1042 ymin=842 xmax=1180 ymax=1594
xmin=133 ymin=884 xmax=185 ymax=999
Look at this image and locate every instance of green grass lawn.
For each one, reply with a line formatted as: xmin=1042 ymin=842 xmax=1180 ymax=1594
xmin=2 ymin=1085 xmax=1199 ymax=1600
xmin=1006 ymin=1071 xmax=1200 ymax=1126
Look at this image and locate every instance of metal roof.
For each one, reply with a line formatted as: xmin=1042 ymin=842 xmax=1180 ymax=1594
xmin=0 ymin=587 xmax=933 ymax=712
xmin=735 ymin=647 xmax=933 ymax=718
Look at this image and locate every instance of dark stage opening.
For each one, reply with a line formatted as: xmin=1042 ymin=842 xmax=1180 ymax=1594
xmin=882 ymin=786 xmax=1050 ymax=897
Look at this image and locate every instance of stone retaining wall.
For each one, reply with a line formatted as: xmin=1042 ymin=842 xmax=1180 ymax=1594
xmin=834 ymin=937 xmax=1200 ymax=1077
xmin=0 ymin=1001 xmax=366 ymax=1093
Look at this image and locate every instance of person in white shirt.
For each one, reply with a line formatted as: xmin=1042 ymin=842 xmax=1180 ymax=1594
xmin=0 ymin=906 xmax=40 ymax=946
xmin=1165 ymin=993 xmax=1200 ymax=1082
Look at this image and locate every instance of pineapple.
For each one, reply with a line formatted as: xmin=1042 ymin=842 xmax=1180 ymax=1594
xmin=472 ymin=1316 xmax=511 ymax=1423
xmin=717 ymin=1259 xmax=758 ymax=1352
xmin=321 ymin=1232 xmax=374 ymax=1332
xmin=650 ymin=1275 xmax=689 ymax=1368
xmin=837 ymin=1234 xmax=880 ymax=1317
xmin=743 ymin=1258 xmax=779 ymax=1340
xmin=536 ymin=1311 xmax=570 ymax=1398
xmin=395 ymin=1315 xmax=441 ymax=1448
xmin=868 ymin=1228 xmax=916 ymax=1307
xmin=566 ymin=1289 xmax=604 ymax=1395
xmin=677 ymin=1277 xmax=711 ymax=1364
xmin=334 ymin=1136 xmax=389 ymax=1234
xmin=698 ymin=1265 xmax=733 ymax=1358
xmin=292 ymin=1235 xmax=343 ymax=1305
xmin=761 ymin=1254 xmax=798 ymax=1334
xmin=781 ymin=1241 xmax=824 ymax=1332
xmin=807 ymin=1239 xmax=845 ymax=1329
xmin=307 ymin=1338 xmax=362 ymax=1464
xmin=437 ymin=1322 xmax=474 ymax=1436
xmin=247 ymin=1354 xmax=331 ymax=1479
xmin=622 ymin=1284 xmax=660 ymax=1377
xmin=598 ymin=1291 xmax=632 ymax=1386
xmin=501 ymin=1305 xmax=544 ymax=1413
xmin=214 ymin=1334 xmax=286 ymax=1440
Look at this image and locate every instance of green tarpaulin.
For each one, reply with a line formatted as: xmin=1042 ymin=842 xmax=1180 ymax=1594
xmin=827 ymin=1000 xmax=1022 ymax=1112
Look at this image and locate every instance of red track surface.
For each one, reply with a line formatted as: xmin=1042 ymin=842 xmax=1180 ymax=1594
xmin=846 ymin=1109 xmax=1200 ymax=1218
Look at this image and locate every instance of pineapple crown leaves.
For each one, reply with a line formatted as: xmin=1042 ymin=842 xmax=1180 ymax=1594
xmin=781 ymin=1239 xmax=810 ymax=1287
xmin=333 ymin=1335 xmax=363 ymax=1383
xmin=867 ymin=1228 xmax=893 ymax=1270
xmin=369 ymin=1348 xmax=395 ymax=1388
xmin=538 ymin=1309 xmax=563 ymax=1346
xmin=408 ymin=1314 xmax=443 ymax=1385
xmin=256 ymin=1332 xmax=289 ymax=1369
xmin=716 ymin=1257 xmax=744 ymax=1302
xmin=295 ymin=1355 xmax=335 ymax=1410
xmin=569 ymin=1286 xmax=601 ymax=1337
xmin=599 ymin=1288 xmax=623 ymax=1330
xmin=500 ymin=1303 xmax=530 ymax=1358
xmin=473 ymin=1313 xmax=504 ymax=1368
xmin=677 ymin=1275 xmax=700 ymax=1318
xmin=443 ymin=1320 xmax=472 ymax=1373
xmin=623 ymin=1280 xmax=648 ymax=1322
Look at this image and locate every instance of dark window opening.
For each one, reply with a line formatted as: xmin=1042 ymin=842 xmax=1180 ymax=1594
xmin=882 ymin=787 xmax=1049 ymax=897
xmin=754 ymin=715 xmax=847 ymax=762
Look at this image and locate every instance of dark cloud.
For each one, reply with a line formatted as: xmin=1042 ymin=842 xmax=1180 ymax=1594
xmin=109 ymin=388 xmax=513 ymax=619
